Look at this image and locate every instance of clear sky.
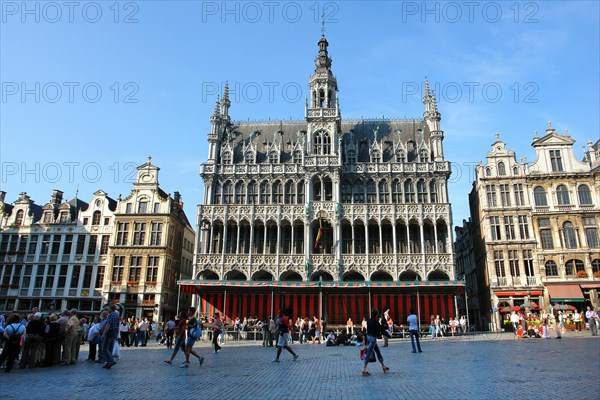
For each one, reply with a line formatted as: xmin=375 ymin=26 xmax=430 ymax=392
xmin=1 ymin=1 xmax=599 ymax=229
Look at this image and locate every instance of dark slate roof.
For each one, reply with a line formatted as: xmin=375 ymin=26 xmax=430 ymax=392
xmin=67 ymin=198 xmax=89 ymax=220
xmin=223 ymin=118 xmax=429 ymax=164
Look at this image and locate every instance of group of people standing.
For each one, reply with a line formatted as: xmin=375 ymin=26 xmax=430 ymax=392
xmin=0 ymin=308 xmax=86 ymax=372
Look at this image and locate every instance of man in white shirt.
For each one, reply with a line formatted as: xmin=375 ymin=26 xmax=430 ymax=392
xmin=137 ymin=318 xmax=148 ymax=346
xmin=585 ymin=306 xmax=598 ymax=336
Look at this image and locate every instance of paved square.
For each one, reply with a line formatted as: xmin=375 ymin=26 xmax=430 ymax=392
xmin=1 ymin=334 xmax=599 ymax=399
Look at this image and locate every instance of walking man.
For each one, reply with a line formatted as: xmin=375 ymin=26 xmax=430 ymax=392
xmin=273 ymin=309 xmax=299 ymax=362
xmin=100 ymin=304 xmax=120 ymax=369
xmin=548 ymin=304 xmax=562 ymax=339
xmin=182 ymin=307 xmax=204 ymax=368
xmin=407 ymin=309 xmax=422 ymax=353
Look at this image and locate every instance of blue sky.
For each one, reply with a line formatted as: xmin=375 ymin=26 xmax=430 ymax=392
xmin=1 ymin=1 xmax=599 ymax=228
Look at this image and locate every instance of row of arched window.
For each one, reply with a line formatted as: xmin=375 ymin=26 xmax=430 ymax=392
xmin=533 ymin=184 xmax=594 ymax=207
xmin=198 ymin=268 xmax=450 ymax=282
xmin=544 ymin=259 xmax=600 ymax=276
xmin=485 ymin=161 xmax=519 ymax=177
xmin=214 ymin=179 xmax=306 ymax=205
xmin=341 ymin=178 xmax=440 ymax=204
xmin=212 ymin=177 xmax=443 ymax=205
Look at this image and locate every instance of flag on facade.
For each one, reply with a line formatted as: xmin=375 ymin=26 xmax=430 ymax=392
xmin=314 ymin=218 xmax=322 ymax=250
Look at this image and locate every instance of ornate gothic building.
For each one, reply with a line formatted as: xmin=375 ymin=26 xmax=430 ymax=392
xmin=186 ymin=35 xmax=460 ymax=325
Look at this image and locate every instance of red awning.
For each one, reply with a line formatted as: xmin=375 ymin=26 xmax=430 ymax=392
xmin=546 ymin=284 xmax=584 ymax=302
xmin=580 ymin=284 xmax=600 ymax=289
xmin=495 ymin=291 xmax=542 ymax=297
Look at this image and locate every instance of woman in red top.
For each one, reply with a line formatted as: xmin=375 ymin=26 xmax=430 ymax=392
xmin=212 ymin=312 xmax=223 ymax=353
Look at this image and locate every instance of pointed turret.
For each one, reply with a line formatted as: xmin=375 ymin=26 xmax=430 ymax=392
xmin=221 ymin=82 xmax=231 ymax=120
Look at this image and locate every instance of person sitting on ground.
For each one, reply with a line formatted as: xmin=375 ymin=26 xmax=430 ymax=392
xmin=325 ymin=331 xmax=336 ymax=346
xmin=336 ymin=331 xmax=352 ymax=346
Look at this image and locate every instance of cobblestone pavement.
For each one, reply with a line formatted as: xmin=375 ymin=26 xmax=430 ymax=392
xmin=1 ymin=332 xmax=598 ymax=400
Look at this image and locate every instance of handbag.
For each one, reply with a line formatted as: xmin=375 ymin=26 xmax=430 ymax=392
xmin=360 ymin=347 xmax=376 ymax=362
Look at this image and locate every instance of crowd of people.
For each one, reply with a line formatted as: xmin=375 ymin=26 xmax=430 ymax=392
xmin=507 ymin=305 xmax=600 ymax=339
xmin=2 ymin=303 xmax=598 ymax=375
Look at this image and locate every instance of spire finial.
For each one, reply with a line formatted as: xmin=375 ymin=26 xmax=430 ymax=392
xmin=547 ymin=120 xmax=552 ymax=128
xmin=321 ymin=9 xmax=325 ymax=36
xmin=564 ymin=129 xmax=569 ymax=136
xmin=495 ymin=132 xmax=499 ymax=140
xmin=147 ymin=155 xmax=152 ymax=164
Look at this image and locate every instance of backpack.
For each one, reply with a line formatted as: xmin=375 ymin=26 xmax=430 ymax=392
xmin=7 ymin=323 xmax=23 ymax=343
xmin=276 ymin=316 xmax=287 ymax=334
xmin=190 ymin=320 xmax=202 ymax=339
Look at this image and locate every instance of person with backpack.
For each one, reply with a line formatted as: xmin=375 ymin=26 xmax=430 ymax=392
xmin=181 ymin=307 xmax=204 ymax=368
xmin=0 ymin=313 xmax=26 ymax=372
xmin=273 ymin=309 xmax=299 ymax=362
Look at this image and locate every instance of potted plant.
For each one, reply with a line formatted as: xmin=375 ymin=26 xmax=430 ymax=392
xmin=577 ymin=270 xmax=588 ymax=278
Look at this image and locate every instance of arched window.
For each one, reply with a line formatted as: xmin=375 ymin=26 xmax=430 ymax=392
xmin=534 ymin=187 xmax=547 ymax=207
xmin=404 ymin=179 xmax=415 ymax=203
xmin=545 ymin=260 xmax=558 ymax=276
xmin=417 ymin=180 xmax=427 ymax=203
xmin=314 ymin=130 xmax=331 ymax=155
xmin=429 ymin=181 xmax=438 ymax=202
xmin=485 ymin=168 xmax=492 ymax=177
xmin=297 ymin=180 xmax=305 ymax=203
xmin=378 ymin=180 xmax=389 ymax=203
xmin=14 ymin=209 xmax=24 ymax=226
xmin=245 ymin=151 xmax=254 ymax=164
xmin=222 ymin=151 xmax=232 ymax=164
xmin=556 ymin=185 xmax=570 ymax=205
xmin=322 ymin=132 xmax=331 ymax=155
xmin=285 ymin=180 xmax=295 ymax=204
xmin=497 ymin=161 xmax=506 ymax=176
xmin=392 ymin=179 xmax=402 ymax=203
xmin=371 ymin=150 xmax=381 ymax=163
xmin=592 ymin=259 xmax=600 ymax=274
xmin=563 ymin=221 xmax=577 ymax=249
xmin=513 ymin=166 xmax=519 ymax=176
xmin=323 ymin=176 xmax=333 ymax=201
xmin=396 ymin=150 xmax=406 ymax=163
xmin=565 ymin=259 xmax=578 ymax=276
xmin=578 ymin=184 xmax=593 ymax=205
xmin=269 ymin=151 xmax=278 ymax=164
xmin=92 ymin=211 xmax=101 ymax=225
xmin=223 ymin=181 xmax=233 ymax=204
xmin=213 ymin=183 xmax=222 ymax=204
xmin=366 ymin=179 xmax=377 ymax=203
xmin=313 ymin=177 xmax=322 ymax=201
xmin=293 ymin=150 xmax=302 ymax=164
xmin=347 ymin=150 xmax=356 ymax=164
xmin=341 ymin=180 xmax=352 ymax=203
xmin=419 ymin=149 xmax=429 ymax=163
xmin=259 ymin=181 xmax=269 ymax=204
xmin=272 ymin=181 xmax=283 ymax=204
xmin=235 ymin=181 xmax=245 ymax=203
xmin=247 ymin=181 xmax=257 ymax=204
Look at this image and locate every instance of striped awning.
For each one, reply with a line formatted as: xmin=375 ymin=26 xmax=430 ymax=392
xmin=178 ymin=279 xmax=464 ymax=289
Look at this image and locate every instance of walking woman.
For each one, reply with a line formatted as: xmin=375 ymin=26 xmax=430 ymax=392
xmin=212 ymin=312 xmax=223 ymax=353
xmin=361 ymin=308 xmax=391 ymax=377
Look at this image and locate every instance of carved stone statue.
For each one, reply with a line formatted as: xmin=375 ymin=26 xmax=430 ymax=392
xmin=373 ymin=125 xmax=379 ymax=142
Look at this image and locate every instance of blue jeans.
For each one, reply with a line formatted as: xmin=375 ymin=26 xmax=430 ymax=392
xmin=101 ymin=330 xmax=117 ymax=364
xmin=363 ymin=335 xmax=383 ymax=366
xmin=409 ymin=330 xmax=422 ymax=352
